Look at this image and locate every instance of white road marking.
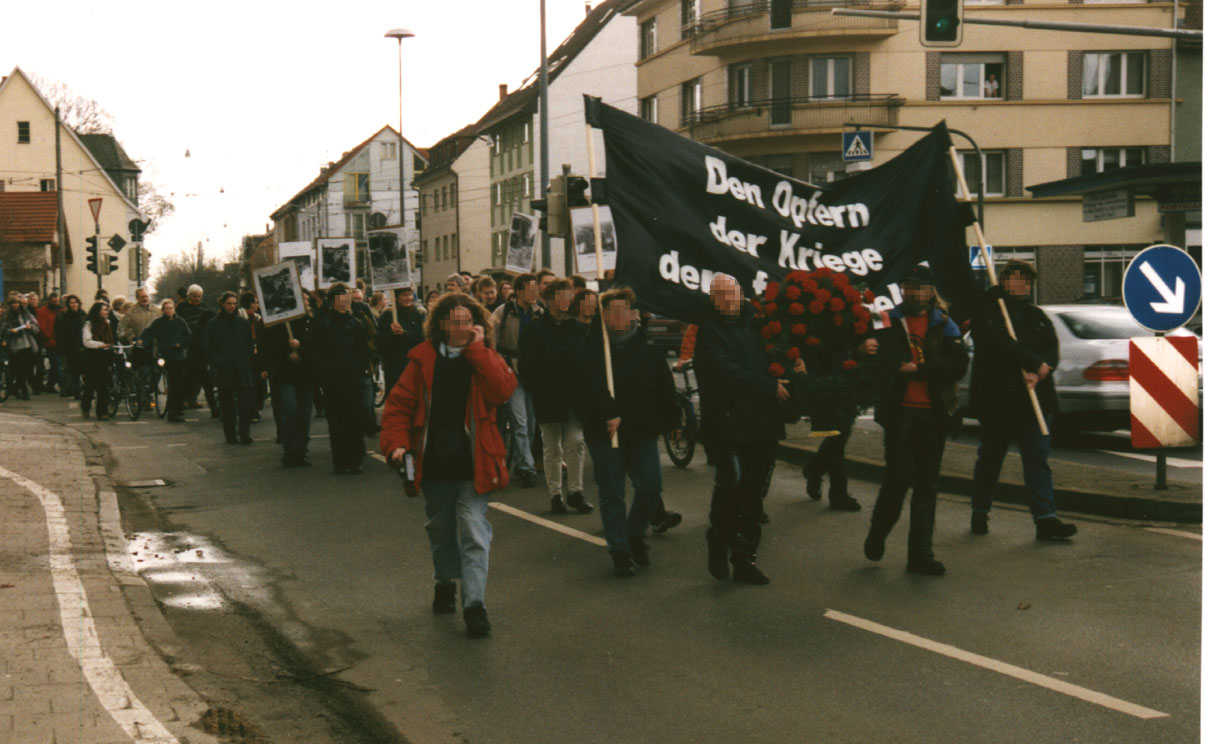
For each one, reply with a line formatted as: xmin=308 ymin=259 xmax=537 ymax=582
xmin=116 ymin=421 xmax=148 ymax=425
xmin=0 ymin=465 xmax=181 ymax=743
xmin=167 ymin=443 xmax=186 ymax=447
xmin=823 ymin=609 xmax=1168 ymax=720
xmin=489 ymin=502 xmax=608 ymax=547
xmin=112 ymin=446 xmax=150 ymax=451
xmin=1143 ymin=527 xmax=1203 ymax=541
xmin=1100 ymin=450 xmax=1202 ymax=469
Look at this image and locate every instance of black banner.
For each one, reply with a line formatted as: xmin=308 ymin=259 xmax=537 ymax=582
xmin=584 ymin=97 xmax=978 ymax=323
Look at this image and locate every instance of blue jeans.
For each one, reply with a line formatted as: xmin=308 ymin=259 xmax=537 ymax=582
xmin=423 ymin=480 xmax=492 ymax=607
xmin=275 ymin=381 xmax=314 ymax=461
xmin=586 ymin=435 xmax=662 ymax=555
xmin=503 ymin=381 xmax=537 ymax=474
xmin=972 ymin=413 xmax=1057 ymax=521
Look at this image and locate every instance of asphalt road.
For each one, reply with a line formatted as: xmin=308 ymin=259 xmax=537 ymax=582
xmin=26 ymin=398 xmax=1203 ymax=744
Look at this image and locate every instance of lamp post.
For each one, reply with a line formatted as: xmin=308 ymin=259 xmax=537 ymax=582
xmin=384 ymin=28 xmax=414 ymax=229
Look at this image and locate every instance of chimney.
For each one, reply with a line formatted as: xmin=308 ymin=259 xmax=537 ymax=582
xmin=499 ymin=83 xmax=508 ymax=101
xmin=585 ymin=2 xmax=592 ymax=15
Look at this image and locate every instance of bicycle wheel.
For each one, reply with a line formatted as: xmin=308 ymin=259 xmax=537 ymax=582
xmin=150 ymin=368 xmax=167 ymax=418
xmin=124 ymin=373 xmax=143 ymax=420
xmin=106 ymin=369 xmax=121 ymax=418
xmin=0 ymin=362 xmax=9 ymax=402
xmin=663 ymin=394 xmax=697 ymax=468
xmin=373 ymin=362 xmax=387 ymax=408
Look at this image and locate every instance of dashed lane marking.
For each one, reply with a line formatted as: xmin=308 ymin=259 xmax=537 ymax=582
xmin=0 ymin=464 xmax=181 ymax=743
xmin=489 ymin=502 xmax=608 ymax=547
xmin=1143 ymin=527 xmax=1203 ymax=541
xmin=823 ymin=609 xmax=1168 ymax=720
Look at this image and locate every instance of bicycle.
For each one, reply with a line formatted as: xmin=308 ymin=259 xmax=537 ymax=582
xmin=372 ymin=358 xmax=387 ymax=408
xmin=143 ymin=355 xmax=169 ymax=419
xmin=0 ymin=350 xmax=10 ymax=402
xmin=109 ymin=344 xmax=145 ymax=421
xmin=663 ymin=360 xmax=701 ymax=468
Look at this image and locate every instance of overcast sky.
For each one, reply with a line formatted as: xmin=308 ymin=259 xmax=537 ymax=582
xmin=1 ymin=0 xmax=592 ymax=266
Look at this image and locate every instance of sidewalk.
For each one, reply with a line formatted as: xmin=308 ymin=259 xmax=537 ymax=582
xmin=779 ymin=421 xmax=1202 ymax=523
xmin=0 ymin=410 xmax=218 ymax=744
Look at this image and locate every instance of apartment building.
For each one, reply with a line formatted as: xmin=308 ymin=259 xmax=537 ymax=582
xmin=414 ymin=123 xmax=491 ymax=296
xmin=626 ymin=0 xmax=1195 ymax=303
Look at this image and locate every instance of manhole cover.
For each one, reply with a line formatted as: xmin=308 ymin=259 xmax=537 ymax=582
xmin=197 ymin=707 xmax=269 ymax=743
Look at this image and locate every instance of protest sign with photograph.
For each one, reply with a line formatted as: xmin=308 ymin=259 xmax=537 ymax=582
xmin=367 ymin=230 xmax=412 ymax=290
xmin=570 ymin=205 xmax=618 ymax=276
xmin=252 ymin=261 xmax=306 ymax=326
xmin=316 ymin=238 xmax=356 ymax=289
xmin=505 ymin=212 xmax=537 ymax=274
xmin=277 ymin=241 xmax=315 ymax=291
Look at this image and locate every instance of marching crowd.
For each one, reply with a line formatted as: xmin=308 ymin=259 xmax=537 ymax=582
xmin=1 ymin=259 xmax=1077 ymax=639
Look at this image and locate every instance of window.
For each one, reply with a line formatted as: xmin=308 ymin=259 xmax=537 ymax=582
xmin=770 ymin=0 xmax=792 ymax=29
xmin=640 ymin=95 xmax=659 ymax=123
xmin=453 ymin=234 xmax=459 ymax=259
xmin=1083 ymin=52 xmax=1145 ymax=98
xmin=810 ymin=57 xmax=851 ymax=100
xmin=941 ymin=55 xmax=1005 ymax=99
xmin=523 ymin=122 xmax=531 ymax=144
xmin=441 ymin=186 xmax=448 ymax=210
xmin=681 ymin=78 xmax=703 ymax=125
xmin=1082 ymin=147 xmax=1144 ymax=174
xmin=382 ymin=142 xmax=397 ymax=160
xmin=954 ymin=150 xmax=1005 ymax=197
xmin=523 ymin=174 xmax=531 ymax=198
xmin=450 ymin=183 xmax=457 ymax=208
xmin=729 ymin=63 xmax=754 ymax=108
xmin=345 ymin=172 xmax=370 ymax=202
xmin=17 ymin=121 xmax=29 ymax=144
xmin=809 ymin=152 xmax=847 ymax=183
xmin=681 ymin=0 xmax=700 ymax=36
xmin=40 ymin=179 xmax=55 ymax=192
xmin=769 ymin=59 xmax=792 ymax=126
xmin=422 ymin=194 xmax=428 ymax=215
xmin=1082 ymin=246 xmax=1140 ymax=300
xmin=348 ymin=213 xmax=366 ymax=239
xmin=640 ymin=18 xmax=657 ymax=60
xmin=123 ymin=176 xmax=137 ymax=200
xmin=494 ymin=183 xmax=501 ymax=206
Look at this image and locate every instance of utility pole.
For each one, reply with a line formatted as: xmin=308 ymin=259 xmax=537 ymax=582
xmin=539 ymin=0 xmax=552 ymax=270
xmin=54 ymin=106 xmax=66 ymax=294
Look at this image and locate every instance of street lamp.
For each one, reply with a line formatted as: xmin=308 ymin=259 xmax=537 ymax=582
xmin=385 ymin=28 xmax=415 ymax=229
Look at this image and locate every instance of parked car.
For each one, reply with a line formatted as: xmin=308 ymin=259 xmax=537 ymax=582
xmin=960 ymin=304 xmax=1201 ymax=433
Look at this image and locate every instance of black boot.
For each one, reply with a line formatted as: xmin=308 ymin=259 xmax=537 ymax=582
xmin=611 ymin=551 xmax=635 ymax=578
xmin=1036 ymin=517 xmax=1077 ymax=540
xmin=971 ymin=512 xmax=989 ymax=535
xmin=629 ymin=537 xmax=650 ymax=567
xmin=566 ymin=491 xmax=593 ymax=514
xmin=463 ymin=602 xmax=490 ymax=638
xmin=864 ymin=525 xmax=887 ymax=562
xmin=432 ymin=581 xmax=456 ymax=614
xmin=804 ymin=467 xmax=823 ymax=501
xmin=906 ymin=557 xmax=947 ymax=576
xmin=550 ymin=494 xmax=568 ymax=514
xmin=731 ymin=555 xmax=770 ymax=585
xmin=706 ymin=528 xmax=729 ymax=580
xmin=829 ymin=493 xmax=862 ymax=511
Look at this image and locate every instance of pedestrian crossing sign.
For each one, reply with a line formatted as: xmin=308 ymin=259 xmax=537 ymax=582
xmin=842 ymin=131 xmax=873 ymax=163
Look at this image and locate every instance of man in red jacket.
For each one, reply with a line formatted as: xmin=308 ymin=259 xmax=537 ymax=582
xmin=35 ymin=293 xmax=62 ymax=394
xmin=380 ymin=293 xmax=516 ymax=638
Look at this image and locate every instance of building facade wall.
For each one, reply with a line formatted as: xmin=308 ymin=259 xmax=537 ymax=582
xmin=453 ymin=138 xmax=492 ymax=277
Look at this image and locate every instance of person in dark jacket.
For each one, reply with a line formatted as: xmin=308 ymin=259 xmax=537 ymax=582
xmin=969 ymin=260 xmax=1076 ymax=540
xmin=314 ymin=284 xmax=373 ymax=474
xmin=177 ymin=284 xmax=218 ymax=416
xmin=863 ymin=265 xmax=969 ymax=576
xmin=141 ymin=299 xmax=191 ymax=422
xmin=80 ymin=301 xmax=115 ymax=420
xmin=3 ymin=296 xmax=39 ymax=400
xmin=57 ymin=295 xmax=86 ymax=398
xmin=376 ymin=287 xmax=426 ymax=400
xmin=206 ymin=292 xmax=256 ymax=444
xmin=574 ymin=287 xmax=679 ymax=578
xmin=520 ymin=278 xmax=593 ymax=516
xmin=263 ymin=300 xmax=318 ymax=468
xmin=694 ymin=274 xmax=786 ymax=585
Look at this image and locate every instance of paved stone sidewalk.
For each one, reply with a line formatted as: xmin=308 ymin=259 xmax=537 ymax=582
xmin=0 ymin=411 xmax=218 ymax=744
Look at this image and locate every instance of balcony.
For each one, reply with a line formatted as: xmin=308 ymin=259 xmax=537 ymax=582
xmin=687 ymin=1 xmax=903 ymax=56
xmin=686 ymin=94 xmax=902 ymax=145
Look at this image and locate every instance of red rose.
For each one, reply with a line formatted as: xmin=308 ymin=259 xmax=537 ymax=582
xmin=833 ymin=273 xmax=850 ymax=288
xmin=786 ymin=346 xmax=801 ymax=361
xmin=760 ymin=325 xmax=774 ymax=339
xmin=768 ymin=362 xmax=785 ymax=378
xmin=814 ymin=267 xmax=833 ymax=278
xmin=814 ymin=288 xmax=832 ymax=303
xmin=766 ymin=321 xmax=782 ymax=335
xmin=854 ymin=306 xmax=871 ymax=321
xmin=843 ymin=287 xmax=861 ymax=302
xmin=791 ymin=323 xmax=808 ymax=336
xmin=765 ymin=282 xmax=780 ymax=301
xmin=764 ymin=302 xmax=778 ymax=316
xmin=751 ymin=299 xmax=762 ymax=312
xmin=863 ymin=289 xmax=876 ymax=302
xmin=808 ymin=300 xmax=826 ymax=314
xmin=788 ymin=302 xmax=804 ymax=316
xmin=853 ymin=321 xmax=869 ymax=335
xmin=765 ymin=344 xmax=775 ymax=354
xmin=833 ymin=314 xmax=844 ymax=326
xmin=806 ymin=337 xmax=822 ymax=346
xmin=786 ymin=271 xmax=809 ymax=283
xmin=801 ymin=279 xmax=819 ymax=293
xmin=830 ymin=298 xmax=846 ymax=312
xmin=784 ymin=285 xmax=802 ymax=300
xmin=842 ymin=360 xmax=859 ymax=371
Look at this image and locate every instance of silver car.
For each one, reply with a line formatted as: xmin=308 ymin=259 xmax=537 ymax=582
xmin=961 ymin=304 xmax=1201 ymax=432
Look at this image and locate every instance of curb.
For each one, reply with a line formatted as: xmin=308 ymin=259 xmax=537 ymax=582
xmin=777 ymin=442 xmax=1203 ymax=524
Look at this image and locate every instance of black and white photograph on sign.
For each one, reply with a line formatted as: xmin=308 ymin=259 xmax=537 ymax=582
xmin=316 ymin=238 xmax=356 ymax=289
xmin=252 ymin=262 xmax=306 ymax=327
xmin=570 ymin=205 xmax=617 ymax=275
xmin=368 ymin=231 xmax=412 ymax=290
xmin=505 ymin=212 xmax=537 ymax=274
xmin=277 ymin=241 xmax=315 ymax=290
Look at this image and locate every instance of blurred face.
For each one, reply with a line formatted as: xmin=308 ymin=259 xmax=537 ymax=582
xmin=28 ymin=293 xmax=39 ymax=306
xmin=352 ymin=289 xmax=364 ymax=302
xmin=578 ymin=293 xmax=598 ymax=320
xmin=539 ymin=275 xmax=555 ymax=293
xmin=426 ymin=290 xmax=440 ymax=306
xmin=445 ymin=280 xmax=462 ymax=293
xmin=1003 ymin=273 xmax=1032 ymax=299
xmin=604 ymin=299 xmax=633 ymax=333
xmin=136 ymin=289 xmax=150 ymax=307
xmin=710 ymin=276 xmax=741 ymax=316
xmin=162 ymin=301 xmax=176 ymax=317
xmin=48 ymin=295 xmax=60 ymax=309
xmin=398 ymin=290 xmax=415 ymax=308
xmin=99 ymin=304 xmax=110 ymax=319
xmin=499 ymin=283 xmax=513 ymax=300
xmin=221 ymin=296 xmax=238 ymax=314
xmin=442 ymin=305 xmax=475 ymax=348
xmin=481 ymin=286 xmax=497 ymax=305
xmin=332 ymin=293 xmax=351 ymax=313
xmin=902 ymin=281 xmax=935 ymax=314
xmin=68 ymin=297 xmax=80 ymax=311
xmin=517 ymin=280 xmax=539 ymax=306
xmin=552 ymin=288 xmax=574 ymax=314
xmin=188 ymin=292 xmax=202 ymax=305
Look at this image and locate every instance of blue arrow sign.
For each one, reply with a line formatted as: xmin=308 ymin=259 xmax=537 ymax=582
xmin=1122 ymin=244 xmax=1202 ymax=333
xmin=842 ymin=131 xmax=872 ymax=163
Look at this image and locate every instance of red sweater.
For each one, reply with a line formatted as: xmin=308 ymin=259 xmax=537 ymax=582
xmin=379 ymin=340 xmax=517 ymax=494
xmin=35 ymin=305 xmax=58 ymax=348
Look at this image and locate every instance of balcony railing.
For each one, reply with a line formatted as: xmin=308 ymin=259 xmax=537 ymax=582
xmin=686 ymin=94 xmax=902 ymax=143
xmin=687 ymin=0 xmax=903 ymax=53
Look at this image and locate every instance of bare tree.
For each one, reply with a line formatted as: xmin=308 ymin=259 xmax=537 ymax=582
xmin=28 ymin=73 xmax=115 ymax=135
xmin=136 ymin=180 xmax=175 ymax=236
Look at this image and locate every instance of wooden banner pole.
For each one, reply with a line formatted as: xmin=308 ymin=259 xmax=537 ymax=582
xmin=586 ymin=123 xmax=619 ymax=449
xmin=948 ymin=145 xmax=1049 ymax=437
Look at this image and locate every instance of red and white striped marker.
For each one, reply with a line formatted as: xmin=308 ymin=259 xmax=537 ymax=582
xmin=1129 ymin=336 xmax=1200 ymax=448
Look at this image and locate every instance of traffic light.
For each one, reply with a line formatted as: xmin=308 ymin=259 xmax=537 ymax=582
xmin=920 ymin=0 xmax=963 ymax=47
xmin=565 ymin=176 xmax=590 ymax=208
xmin=85 ymin=235 xmax=99 ymax=274
xmin=532 ymin=176 xmax=567 ymax=237
xmin=106 ymin=252 xmax=118 ymax=276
